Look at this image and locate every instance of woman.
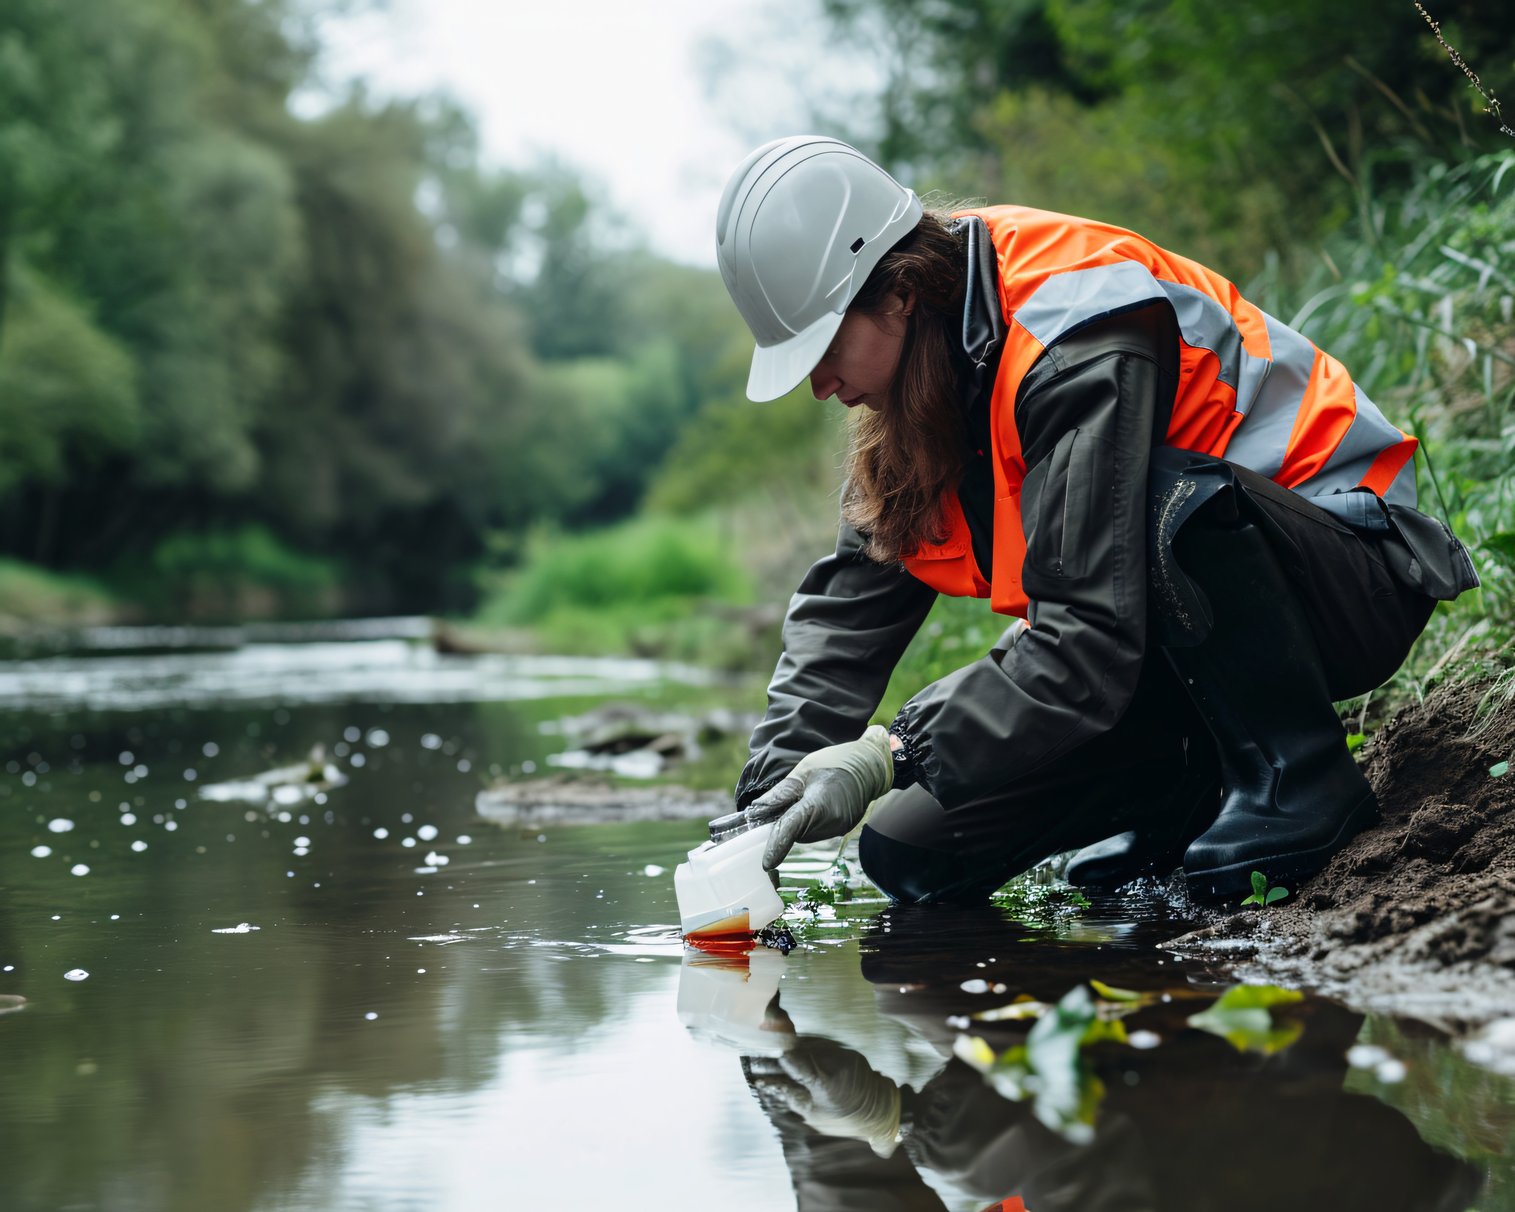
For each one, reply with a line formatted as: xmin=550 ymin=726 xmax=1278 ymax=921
xmin=715 ymin=136 xmax=1477 ymax=902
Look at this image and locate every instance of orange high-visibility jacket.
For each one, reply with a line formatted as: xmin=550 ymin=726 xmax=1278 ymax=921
xmin=902 ymin=206 xmax=1418 ymax=617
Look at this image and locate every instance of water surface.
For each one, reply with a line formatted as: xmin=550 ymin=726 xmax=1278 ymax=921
xmin=0 ymin=624 xmax=1509 ymax=1211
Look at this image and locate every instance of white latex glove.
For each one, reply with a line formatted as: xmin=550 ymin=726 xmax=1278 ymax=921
xmin=745 ymin=726 xmax=894 ymax=870
xmin=749 ymin=1037 xmax=903 ymax=1157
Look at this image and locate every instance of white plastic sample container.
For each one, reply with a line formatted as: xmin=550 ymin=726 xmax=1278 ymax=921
xmin=676 ymin=946 xmax=794 ymax=1055
xmin=674 ymin=820 xmax=784 ymax=939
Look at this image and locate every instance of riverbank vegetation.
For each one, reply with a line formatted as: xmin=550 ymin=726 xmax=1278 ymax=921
xmin=492 ymin=3 xmax=1515 ymax=733
xmin=2 ymin=0 xmax=1511 ymax=722
xmin=0 ymin=0 xmax=751 ymax=619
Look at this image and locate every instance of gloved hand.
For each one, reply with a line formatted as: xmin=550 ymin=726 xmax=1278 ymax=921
xmin=747 ymin=1036 xmax=903 ymax=1157
xmin=745 ymin=725 xmax=894 ymax=870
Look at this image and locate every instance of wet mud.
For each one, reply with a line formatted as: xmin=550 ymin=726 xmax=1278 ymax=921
xmin=1171 ymin=676 xmax=1515 ymax=1033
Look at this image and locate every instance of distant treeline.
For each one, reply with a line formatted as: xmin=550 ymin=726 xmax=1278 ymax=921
xmin=2 ymin=0 xmax=1511 ymax=622
xmin=0 ymin=0 xmax=756 ymax=615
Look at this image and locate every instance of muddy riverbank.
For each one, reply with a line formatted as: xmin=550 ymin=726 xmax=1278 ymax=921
xmin=1171 ymin=675 xmax=1515 ymax=1040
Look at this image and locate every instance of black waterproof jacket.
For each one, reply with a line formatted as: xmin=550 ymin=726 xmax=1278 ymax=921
xmin=734 ymin=221 xmax=1477 ymax=812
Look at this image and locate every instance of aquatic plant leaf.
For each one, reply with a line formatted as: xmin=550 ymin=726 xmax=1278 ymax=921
xmin=972 ymin=998 xmax=1049 ymax=1022
xmin=958 ymin=985 xmax=1120 ymax=1143
xmin=1081 ymin=1017 xmax=1130 ymax=1046
xmin=952 ymin=1034 xmax=998 ymax=1072
xmin=1490 ymin=760 xmax=1510 ymax=778
xmin=1089 ymin=979 xmax=1141 ymax=1002
xmin=1188 ymin=984 xmax=1305 ymax=1055
xmin=1209 ymin=984 xmax=1304 ymax=1011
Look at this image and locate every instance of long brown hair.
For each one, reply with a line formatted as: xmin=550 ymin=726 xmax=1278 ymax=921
xmin=841 ymin=211 xmax=970 ymax=564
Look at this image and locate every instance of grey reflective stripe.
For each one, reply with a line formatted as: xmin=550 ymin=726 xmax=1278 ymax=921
xmin=1159 ymin=283 xmax=1243 ymax=390
xmin=1016 ymin=265 xmax=1413 ymax=500
xmin=1293 ymin=382 xmax=1417 ymax=506
xmin=1013 ymin=261 xmax=1166 ymax=348
xmin=1221 ymin=313 xmax=1318 ymax=480
xmin=1381 ymin=453 xmax=1418 ymax=507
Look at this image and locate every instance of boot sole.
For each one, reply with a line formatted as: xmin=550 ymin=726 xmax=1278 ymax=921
xmin=1184 ymin=793 xmax=1379 ymax=902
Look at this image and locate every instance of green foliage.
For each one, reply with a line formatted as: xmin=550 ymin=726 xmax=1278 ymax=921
xmin=954 ymin=983 xmax=1123 ymax=1143
xmin=990 ymin=875 xmax=1091 ymax=922
xmin=873 ymin=595 xmax=1011 ymax=719
xmin=0 ymin=558 xmax=117 ymax=624
xmin=0 ymin=0 xmax=753 ymax=617
xmin=1257 ymin=150 xmax=1515 ymax=697
xmin=814 ymin=0 xmax=1515 ymax=270
xmin=1187 ymin=984 xmax=1305 ymax=1054
xmin=0 ymin=266 xmax=139 ymax=492
xmin=482 ymin=514 xmax=750 ymax=624
xmin=472 ymin=514 xmax=763 ymax=667
xmin=1347 ymin=1015 xmax=1515 ymax=1205
xmin=1240 ymin=870 xmax=1291 ymax=907
xmin=646 ymin=384 xmax=846 ymax=514
xmin=126 ymin=525 xmax=340 ymax=619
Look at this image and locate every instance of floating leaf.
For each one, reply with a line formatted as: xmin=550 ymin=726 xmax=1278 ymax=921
xmin=953 ymin=1034 xmax=997 ymax=1071
xmin=973 ymin=998 xmax=1049 ymax=1023
xmin=956 ymin=984 xmax=1119 ymax=1143
xmin=1491 ymin=760 xmax=1510 ymax=778
xmin=1081 ymin=1017 xmax=1130 ymax=1046
xmin=1089 ymin=979 xmax=1141 ymax=1003
xmin=1023 ymin=985 xmax=1100 ymax=1139
xmin=1188 ymin=984 xmax=1305 ymax=1055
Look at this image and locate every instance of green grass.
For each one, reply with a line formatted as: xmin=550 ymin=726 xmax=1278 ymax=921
xmin=0 ymin=558 xmax=120 ymax=626
xmin=116 ymin=525 xmax=343 ymax=620
xmin=884 ymin=151 xmax=1515 ymax=733
xmin=473 ymin=513 xmax=764 ymax=668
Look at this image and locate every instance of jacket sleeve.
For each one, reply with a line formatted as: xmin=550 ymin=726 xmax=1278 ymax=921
xmin=735 ymin=520 xmax=938 ymax=808
xmin=889 ymin=302 xmax=1178 ymax=809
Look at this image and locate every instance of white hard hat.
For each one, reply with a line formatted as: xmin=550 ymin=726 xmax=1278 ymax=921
xmin=716 ymin=137 xmax=923 ymax=402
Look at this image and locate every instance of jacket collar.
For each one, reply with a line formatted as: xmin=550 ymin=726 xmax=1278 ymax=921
xmin=951 ymin=215 xmax=1006 ymax=402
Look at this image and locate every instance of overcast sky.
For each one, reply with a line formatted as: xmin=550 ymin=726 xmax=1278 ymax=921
xmin=310 ymin=0 xmax=874 ymax=267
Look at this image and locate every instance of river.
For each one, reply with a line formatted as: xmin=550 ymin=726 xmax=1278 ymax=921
xmin=0 ymin=621 xmax=1509 ymax=1211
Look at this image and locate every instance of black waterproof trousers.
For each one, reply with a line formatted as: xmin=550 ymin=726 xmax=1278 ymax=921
xmin=858 ymin=453 xmax=1440 ymax=904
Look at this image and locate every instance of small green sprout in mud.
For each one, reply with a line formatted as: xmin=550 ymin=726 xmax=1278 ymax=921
xmin=1240 ymin=870 xmax=1290 ymax=907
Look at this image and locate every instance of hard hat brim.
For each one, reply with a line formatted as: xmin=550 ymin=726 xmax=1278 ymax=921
xmin=745 ymin=309 xmax=846 ymax=403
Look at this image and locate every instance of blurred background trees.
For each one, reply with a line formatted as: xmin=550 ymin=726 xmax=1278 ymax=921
xmin=0 ymin=0 xmax=1510 ymax=635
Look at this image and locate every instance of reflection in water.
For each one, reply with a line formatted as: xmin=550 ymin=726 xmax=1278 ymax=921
xmin=0 ymin=633 xmax=1508 ymax=1211
xmin=0 ymin=649 xmax=779 ymax=1212
xmin=682 ymin=906 xmax=1488 ymax=1212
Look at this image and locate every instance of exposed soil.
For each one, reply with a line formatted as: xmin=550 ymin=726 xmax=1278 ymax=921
xmin=1169 ymin=675 xmax=1515 ymax=1034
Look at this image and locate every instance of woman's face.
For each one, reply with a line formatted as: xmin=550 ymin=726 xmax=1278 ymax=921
xmin=808 ymin=292 xmax=913 ymax=412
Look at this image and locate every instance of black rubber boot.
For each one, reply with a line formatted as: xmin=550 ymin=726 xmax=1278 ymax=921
xmin=1065 ymin=746 xmax=1220 ymax=889
xmin=1166 ymin=509 xmax=1378 ymax=902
